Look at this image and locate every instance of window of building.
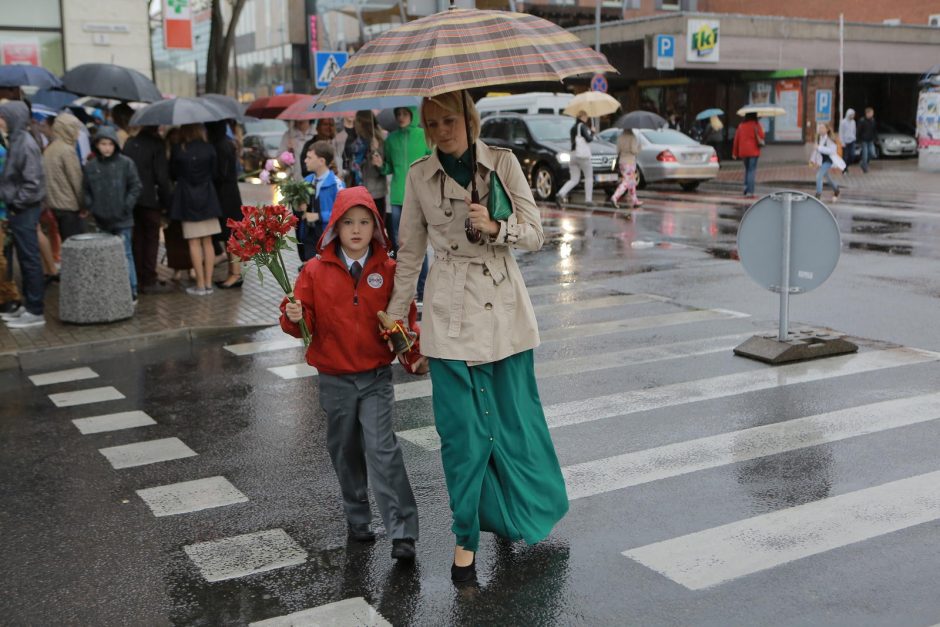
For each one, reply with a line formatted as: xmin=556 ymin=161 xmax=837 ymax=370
xmin=2 ymin=0 xmax=61 ymax=28
xmin=0 ymin=30 xmax=64 ymax=75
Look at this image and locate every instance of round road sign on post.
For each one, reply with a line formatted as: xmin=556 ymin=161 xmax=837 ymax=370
xmin=737 ymin=191 xmax=841 ymax=297
xmin=591 ymin=74 xmax=608 ymax=93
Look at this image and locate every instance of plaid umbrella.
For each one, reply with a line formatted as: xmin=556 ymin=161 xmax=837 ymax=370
xmin=316 ymin=8 xmax=615 ymax=106
xmin=245 ymin=93 xmax=309 ymax=119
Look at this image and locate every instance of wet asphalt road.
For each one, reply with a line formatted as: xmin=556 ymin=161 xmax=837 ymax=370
xmin=3 ymin=182 xmax=940 ymax=626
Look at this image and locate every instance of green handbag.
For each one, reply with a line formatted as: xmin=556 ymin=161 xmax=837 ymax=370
xmin=487 ymin=172 xmax=513 ymax=221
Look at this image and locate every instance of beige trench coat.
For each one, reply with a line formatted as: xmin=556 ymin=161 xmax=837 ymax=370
xmin=386 ymin=141 xmax=543 ymax=364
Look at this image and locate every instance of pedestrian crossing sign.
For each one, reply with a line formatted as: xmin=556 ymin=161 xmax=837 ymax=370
xmin=315 ymin=51 xmax=348 ymax=89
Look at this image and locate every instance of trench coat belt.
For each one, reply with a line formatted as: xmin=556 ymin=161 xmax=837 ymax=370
xmin=435 ymin=250 xmax=507 ymax=338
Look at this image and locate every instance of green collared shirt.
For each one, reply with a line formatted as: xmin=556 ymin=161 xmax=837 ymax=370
xmin=437 ymin=148 xmax=473 ymax=189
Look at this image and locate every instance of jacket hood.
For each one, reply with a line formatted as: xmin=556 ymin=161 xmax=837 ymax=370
xmin=0 ymin=101 xmax=30 ymax=136
xmin=845 ymin=108 xmax=855 ymax=119
xmin=92 ymin=126 xmax=121 ymax=157
xmin=318 ymin=186 xmax=388 ymax=253
xmin=394 ymin=106 xmax=420 ymax=129
xmin=52 ymin=112 xmax=81 ymax=145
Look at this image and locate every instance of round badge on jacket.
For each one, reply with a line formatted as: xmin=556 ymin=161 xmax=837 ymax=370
xmin=367 ymin=273 xmax=384 ymax=289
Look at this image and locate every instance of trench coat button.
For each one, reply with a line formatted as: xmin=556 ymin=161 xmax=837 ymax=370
xmin=484 ymin=302 xmax=493 ymax=310
xmin=444 ymin=209 xmax=453 ymax=217
xmin=450 ymin=242 xmax=459 ymax=250
xmin=483 ymin=267 xmax=490 ymax=276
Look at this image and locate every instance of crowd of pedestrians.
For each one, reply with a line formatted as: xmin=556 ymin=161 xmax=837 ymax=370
xmin=0 ymin=95 xmax=250 ymax=327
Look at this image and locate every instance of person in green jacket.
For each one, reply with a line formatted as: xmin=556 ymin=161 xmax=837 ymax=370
xmin=377 ymin=107 xmax=431 ymax=301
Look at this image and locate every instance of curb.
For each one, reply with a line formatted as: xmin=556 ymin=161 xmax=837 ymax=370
xmin=0 ymin=324 xmax=274 ymax=372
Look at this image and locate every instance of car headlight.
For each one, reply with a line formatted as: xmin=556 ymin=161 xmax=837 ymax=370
xmin=557 ymin=152 xmax=571 ymax=164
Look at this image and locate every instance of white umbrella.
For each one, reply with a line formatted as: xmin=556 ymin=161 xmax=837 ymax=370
xmin=563 ymin=91 xmax=621 ymax=118
xmin=737 ymin=104 xmax=786 ymax=118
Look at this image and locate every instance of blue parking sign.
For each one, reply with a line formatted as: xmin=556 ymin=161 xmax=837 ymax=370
xmin=655 ymin=34 xmax=675 ymax=71
xmin=816 ymin=89 xmax=832 ymax=123
xmin=656 ymin=34 xmax=675 ymax=59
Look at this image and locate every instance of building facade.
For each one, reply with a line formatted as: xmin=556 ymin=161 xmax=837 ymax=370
xmin=0 ymin=0 xmax=152 ymax=78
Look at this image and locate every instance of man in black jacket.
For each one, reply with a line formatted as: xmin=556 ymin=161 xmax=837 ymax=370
xmin=857 ymin=107 xmax=878 ymax=173
xmin=124 ymin=126 xmax=173 ymax=293
xmin=0 ymin=101 xmax=47 ymax=328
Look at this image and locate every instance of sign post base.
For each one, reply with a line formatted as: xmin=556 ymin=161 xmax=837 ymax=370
xmin=734 ymin=330 xmax=858 ymax=365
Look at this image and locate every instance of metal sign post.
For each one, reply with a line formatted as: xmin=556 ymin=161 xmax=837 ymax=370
xmin=777 ymin=192 xmax=792 ymax=341
xmin=734 ymin=191 xmax=858 ymax=364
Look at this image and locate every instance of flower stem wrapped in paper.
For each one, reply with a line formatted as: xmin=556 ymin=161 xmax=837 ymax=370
xmin=226 ymin=204 xmax=312 ymax=346
xmin=378 ymin=310 xmax=428 ymax=375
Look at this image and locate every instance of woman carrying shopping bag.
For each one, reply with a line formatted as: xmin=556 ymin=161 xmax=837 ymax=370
xmin=810 ymin=122 xmax=845 ymax=203
xmin=556 ymin=110 xmax=594 ymax=206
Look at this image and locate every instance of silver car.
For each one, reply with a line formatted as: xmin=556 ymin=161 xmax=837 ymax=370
xmin=877 ymin=123 xmax=917 ymax=158
xmin=598 ymin=127 xmax=720 ymax=191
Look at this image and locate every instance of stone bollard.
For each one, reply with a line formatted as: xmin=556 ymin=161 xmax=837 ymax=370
xmin=59 ymin=233 xmax=134 ymax=324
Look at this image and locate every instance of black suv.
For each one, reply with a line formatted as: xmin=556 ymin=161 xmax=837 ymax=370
xmin=479 ymin=113 xmax=619 ymax=201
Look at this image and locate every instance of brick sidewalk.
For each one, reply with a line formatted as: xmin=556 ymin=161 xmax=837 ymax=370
xmin=714 ymin=158 xmax=940 ymax=195
xmin=0 ymin=182 xmax=288 ymax=361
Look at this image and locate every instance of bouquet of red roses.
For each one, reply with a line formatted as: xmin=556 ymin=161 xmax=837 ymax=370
xmin=226 ymin=204 xmax=312 ymax=346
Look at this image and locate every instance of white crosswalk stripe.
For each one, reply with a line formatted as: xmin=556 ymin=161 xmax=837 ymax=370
xmin=623 ymin=469 xmax=940 ymax=590
xmin=224 ymin=338 xmax=304 ymax=356
xmin=72 ymin=410 xmax=156 ymax=434
xmin=398 ymin=347 xmax=940 ymax=451
xmin=137 ymin=476 xmax=248 ymax=517
xmin=48 ymin=386 xmax=125 ymax=408
xmin=250 ymin=598 xmax=391 ymax=627
xmin=392 ymin=333 xmax=749 ymax=402
xmin=564 ymin=392 xmax=940 ymax=500
xmin=99 ymin=437 xmax=197 ymax=469
xmin=184 ymin=529 xmax=307 ymax=582
xmin=28 ymin=367 xmax=98 ymax=386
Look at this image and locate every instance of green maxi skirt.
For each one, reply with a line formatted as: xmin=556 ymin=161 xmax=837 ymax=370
xmin=428 ymin=350 xmax=569 ymax=552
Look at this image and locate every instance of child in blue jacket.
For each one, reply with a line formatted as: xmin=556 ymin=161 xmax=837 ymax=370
xmin=298 ymin=140 xmax=344 ymax=261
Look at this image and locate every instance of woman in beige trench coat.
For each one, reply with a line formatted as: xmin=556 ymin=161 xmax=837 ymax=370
xmin=385 ymin=90 xmax=568 ymax=583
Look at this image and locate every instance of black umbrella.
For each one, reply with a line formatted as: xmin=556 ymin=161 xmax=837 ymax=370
xmin=63 ymin=63 xmax=162 ymax=103
xmin=0 ymin=64 xmax=62 ymax=89
xmin=615 ymin=110 xmax=668 ymax=130
xmin=200 ymin=93 xmax=242 ymax=121
xmin=129 ymin=97 xmax=229 ymax=127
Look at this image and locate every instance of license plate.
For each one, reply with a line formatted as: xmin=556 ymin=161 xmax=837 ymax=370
xmin=682 ymin=153 xmax=708 ymax=162
xmin=595 ymin=173 xmax=619 ymax=183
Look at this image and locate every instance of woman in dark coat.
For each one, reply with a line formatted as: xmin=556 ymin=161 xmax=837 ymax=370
xmin=206 ymin=120 xmax=244 ymax=288
xmin=170 ymin=123 xmax=221 ymax=295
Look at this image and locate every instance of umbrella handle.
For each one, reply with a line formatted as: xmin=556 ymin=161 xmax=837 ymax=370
xmin=461 ymin=89 xmax=482 ymax=243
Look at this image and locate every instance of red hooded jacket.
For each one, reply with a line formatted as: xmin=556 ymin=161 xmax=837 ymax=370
xmin=732 ymin=119 xmax=765 ymax=159
xmin=280 ymin=186 xmax=418 ymax=375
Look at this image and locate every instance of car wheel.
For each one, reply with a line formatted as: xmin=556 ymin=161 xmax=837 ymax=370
xmin=680 ymin=181 xmax=700 ymax=192
xmin=636 ymin=167 xmax=647 ymax=190
xmin=533 ymin=165 xmax=555 ymax=200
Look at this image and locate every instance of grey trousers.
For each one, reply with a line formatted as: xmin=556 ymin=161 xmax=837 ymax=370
xmin=318 ymin=366 xmax=419 ymax=540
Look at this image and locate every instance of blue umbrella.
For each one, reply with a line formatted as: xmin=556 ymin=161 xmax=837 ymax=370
xmin=696 ymin=108 xmax=724 ymax=121
xmin=30 ymin=88 xmax=80 ymax=111
xmin=0 ymin=64 xmax=62 ymax=89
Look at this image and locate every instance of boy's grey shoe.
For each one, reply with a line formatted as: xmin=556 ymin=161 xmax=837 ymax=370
xmin=6 ymin=311 xmax=45 ymax=328
xmin=1 ymin=305 xmax=26 ymax=321
xmin=347 ymin=523 xmax=376 ymax=542
xmin=391 ymin=538 xmax=416 ymax=561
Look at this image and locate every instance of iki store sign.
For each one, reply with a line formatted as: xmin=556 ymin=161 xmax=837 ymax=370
xmin=687 ymin=19 xmax=719 ymax=63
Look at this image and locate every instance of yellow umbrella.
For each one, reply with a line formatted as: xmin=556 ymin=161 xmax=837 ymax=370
xmin=737 ymin=104 xmax=786 ymax=117
xmin=563 ymin=91 xmax=621 ymax=118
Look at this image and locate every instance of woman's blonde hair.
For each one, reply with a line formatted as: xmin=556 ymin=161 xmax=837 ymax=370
xmin=420 ymin=90 xmax=480 ymax=148
xmin=709 ymin=115 xmax=723 ymax=131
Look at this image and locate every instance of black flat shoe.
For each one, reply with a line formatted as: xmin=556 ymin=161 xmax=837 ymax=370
xmin=391 ymin=538 xmax=416 ymax=560
xmin=347 ymin=523 xmax=376 ymax=542
xmin=215 ymin=276 xmax=243 ymax=289
xmin=451 ymin=555 xmax=476 ymax=582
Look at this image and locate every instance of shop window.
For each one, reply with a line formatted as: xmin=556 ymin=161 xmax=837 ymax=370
xmin=0 ymin=30 xmax=64 ymax=75
xmin=3 ymin=0 xmax=61 ymax=28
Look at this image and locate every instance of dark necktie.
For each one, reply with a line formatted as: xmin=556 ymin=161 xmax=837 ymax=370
xmin=350 ymin=261 xmax=362 ymax=284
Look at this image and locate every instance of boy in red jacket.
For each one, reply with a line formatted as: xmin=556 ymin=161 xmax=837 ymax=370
xmin=280 ymin=186 xmax=421 ymax=561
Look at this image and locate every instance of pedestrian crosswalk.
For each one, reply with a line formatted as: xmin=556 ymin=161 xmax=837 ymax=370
xmin=210 ymin=278 xmax=940 ymax=603
xmin=26 ymin=271 xmax=940 ymax=621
